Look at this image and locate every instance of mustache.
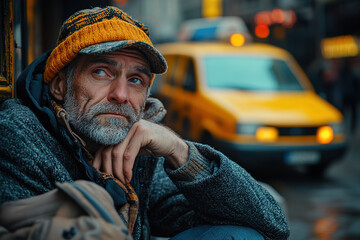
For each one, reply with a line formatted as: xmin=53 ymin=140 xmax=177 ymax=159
xmin=84 ymin=101 xmax=140 ymax=122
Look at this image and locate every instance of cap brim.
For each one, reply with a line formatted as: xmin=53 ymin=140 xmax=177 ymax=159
xmin=79 ymin=40 xmax=167 ymax=74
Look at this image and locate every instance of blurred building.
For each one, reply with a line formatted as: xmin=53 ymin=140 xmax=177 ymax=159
xmin=13 ymin=0 xmax=360 ymax=66
xmin=119 ymin=0 xmax=181 ymax=43
xmin=119 ymin=0 xmax=359 ymax=67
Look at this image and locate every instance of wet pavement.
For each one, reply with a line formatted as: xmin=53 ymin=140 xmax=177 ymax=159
xmin=263 ymin=123 xmax=360 ymax=240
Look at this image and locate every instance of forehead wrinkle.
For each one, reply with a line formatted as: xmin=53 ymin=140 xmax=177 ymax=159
xmin=88 ymin=57 xmax=118 ymax=67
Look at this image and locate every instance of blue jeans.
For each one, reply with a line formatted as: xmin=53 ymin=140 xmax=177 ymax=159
xmin=170 ymin=225 xmax=264 ymax=240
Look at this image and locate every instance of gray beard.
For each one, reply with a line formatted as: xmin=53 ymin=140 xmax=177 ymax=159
xmin=64 ymin=89 xmax=142 ymax=146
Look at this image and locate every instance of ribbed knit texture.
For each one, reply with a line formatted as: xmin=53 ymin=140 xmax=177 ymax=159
xmin=56 ymin=7 xmax=149 ymax=44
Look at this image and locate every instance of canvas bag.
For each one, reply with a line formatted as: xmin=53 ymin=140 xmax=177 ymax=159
xmin=0 ymin=180 xmax=133 ymax=240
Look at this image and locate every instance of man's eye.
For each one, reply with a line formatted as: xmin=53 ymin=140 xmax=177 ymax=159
xmin=129 ymin=78 xmax=143 ymax=85
xmin=93 ymin=69 xmax=107 ymax=77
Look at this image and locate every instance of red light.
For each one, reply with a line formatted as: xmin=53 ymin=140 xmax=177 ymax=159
xmin=271 ymin=8 xmax=285 ymax=24
xmin=283 ymin=10 xmax=297 ymax=28
xmin=255 ymin=24 xmax=270 ymax=38
xmin=113 ymin=0 xmax=128 ymax=5
xmin=254 ymin=11 xmax=272 ymax=26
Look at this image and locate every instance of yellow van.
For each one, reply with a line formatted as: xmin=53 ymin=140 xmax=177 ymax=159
xmin=152 ymin=41 xmax=347 ymax=176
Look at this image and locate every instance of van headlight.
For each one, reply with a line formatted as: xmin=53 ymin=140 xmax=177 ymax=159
xmin=237 ymin=123 xmax=279 ymax=142
xmin=256 ymin=126 xmax=279 ymax=142
xmin=316 ymin=122 xmax=344 ymax=144
xmin=316 ymin=126 xmax=334 ymax=144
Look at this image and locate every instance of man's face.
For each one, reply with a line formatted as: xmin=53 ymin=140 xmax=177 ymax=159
xmin=63 ymin=48 xmax=152 ymax=145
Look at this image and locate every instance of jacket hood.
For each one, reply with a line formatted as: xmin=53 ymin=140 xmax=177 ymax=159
xmin=15 ymin=52 xmax=89 ymax=180
xmin=16 ymin=51 xmax=61 ymax=133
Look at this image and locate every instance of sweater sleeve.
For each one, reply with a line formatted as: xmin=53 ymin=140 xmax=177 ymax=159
xmin=148 ymin=141 xmax=290 ymax=240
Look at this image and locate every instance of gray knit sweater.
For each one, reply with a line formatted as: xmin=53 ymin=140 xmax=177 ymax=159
xmin=0 ymin=99 xmax=289 ymax=240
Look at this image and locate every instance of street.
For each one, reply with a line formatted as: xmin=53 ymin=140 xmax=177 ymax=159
xmin=264 ymin=114 xmax=360 ymax=240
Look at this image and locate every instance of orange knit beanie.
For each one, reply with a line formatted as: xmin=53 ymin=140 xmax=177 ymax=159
xmin=44 ymin=6 xmax=167 ymax=84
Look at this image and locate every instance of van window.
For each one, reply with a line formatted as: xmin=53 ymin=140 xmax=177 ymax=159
xmin=182 ymin=58 xmax=196 ymax=92
xmin=204 ymin=55 xmax=304 ymax=91
xmin=151 ymin=55 xmax=177 ymax=93
xmin=161 ymin=55 xmax=177 ymax=86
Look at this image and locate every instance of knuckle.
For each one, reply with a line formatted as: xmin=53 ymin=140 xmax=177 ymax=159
xmin=135 ymin=123 xmax=145 ymax=132
xmin=111 ymin=151 xmax=122 ymax=159
xmin=123 ymin=150 xmax=132 ymax=162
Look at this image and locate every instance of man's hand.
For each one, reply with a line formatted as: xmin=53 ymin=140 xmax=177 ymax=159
xmin=91 ymin=119 xmax=189 ymax=183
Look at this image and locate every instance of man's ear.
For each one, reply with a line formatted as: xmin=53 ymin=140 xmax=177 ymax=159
xmin=49 ymin=71 xmax=67 ymax=101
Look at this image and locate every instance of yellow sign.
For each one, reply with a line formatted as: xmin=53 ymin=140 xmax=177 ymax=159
xmin=321 ymin=35 xmax=359 ymax=59
xmin=202 ymin=0 xmax=222 ymax=18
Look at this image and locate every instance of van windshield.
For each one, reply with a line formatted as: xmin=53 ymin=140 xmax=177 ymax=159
xmin=204 ymin=55 xmax=304 ymax=91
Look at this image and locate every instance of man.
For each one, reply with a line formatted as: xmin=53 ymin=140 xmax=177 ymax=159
xmin=0 ymin=6 xmax=289 ymax=240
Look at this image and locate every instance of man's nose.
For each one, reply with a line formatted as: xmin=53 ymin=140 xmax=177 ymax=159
xmin=107 ymin=77 xmax=129 ymax=104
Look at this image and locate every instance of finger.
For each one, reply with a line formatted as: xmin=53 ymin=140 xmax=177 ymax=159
xmin=123 ymin=124 xmax=150 ymax=183
xmin=111 ymin=144 xmax=125 ymax=183
xmin=92 ymin=146 xmax=104 ymax=170
xmin=101 ymin=146 xmax=114 ymax=175
xmin=112 ymin=122 xmax=142 ymax=183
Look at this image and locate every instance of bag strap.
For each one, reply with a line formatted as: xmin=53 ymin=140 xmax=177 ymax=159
xmin=102 ymin=174 xmax=139 ymax=233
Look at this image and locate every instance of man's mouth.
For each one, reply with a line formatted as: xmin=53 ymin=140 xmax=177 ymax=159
xmin=97 ymin=112 xmax=127 ymax=120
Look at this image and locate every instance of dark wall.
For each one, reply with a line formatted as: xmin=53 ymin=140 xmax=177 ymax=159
xmin=38 ymin=0 xmax=111 ymax=53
